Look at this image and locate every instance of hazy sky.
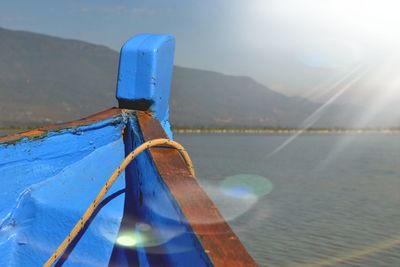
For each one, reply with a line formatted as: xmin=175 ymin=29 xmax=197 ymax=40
xmin=1 ymin=0 xmax=400 ymax=98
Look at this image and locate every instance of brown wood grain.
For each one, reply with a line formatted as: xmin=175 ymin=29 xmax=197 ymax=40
xmin=0 ymin=108 xmax=125 ymax=144
xmin=137 ymin=111 xmax=258 ymax=267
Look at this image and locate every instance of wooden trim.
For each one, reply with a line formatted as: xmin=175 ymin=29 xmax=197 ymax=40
xmin=0 ymin=108 xmax=124 ymax=144
xmin=1 ymin=108 xmax=258 ymax=265
xmin=136 ymin=111 xmax=258 ymax=267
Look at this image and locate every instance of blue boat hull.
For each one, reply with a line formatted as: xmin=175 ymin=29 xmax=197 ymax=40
xmin=0 ymin=33 xmax=256 ymax=266
xmin=0 ymin=109 xmax=256 ymax=266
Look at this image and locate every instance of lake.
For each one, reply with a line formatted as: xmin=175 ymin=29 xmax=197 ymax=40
xmin=175 ymin=133 xmax=400 ymax=267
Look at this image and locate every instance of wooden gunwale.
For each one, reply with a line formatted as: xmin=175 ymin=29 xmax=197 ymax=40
xmin=0 ymin=108 xmax=258 ymax=266
xmin=0 ymin=108 xmax=124 ymax=144
xmin=136 ymin=111 xmax=258 ymax=267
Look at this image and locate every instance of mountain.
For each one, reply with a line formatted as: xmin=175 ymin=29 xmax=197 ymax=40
xmin=171 ymin=67 xmax=316 ymax=127
xmin=0 ymin=27 xmax=395 ymax=128
xmin=0 ymin=27 xmax=117 ymax=126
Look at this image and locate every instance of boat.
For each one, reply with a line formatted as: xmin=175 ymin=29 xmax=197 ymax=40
xmin=0 ymin=34 xmax=257 ymax=266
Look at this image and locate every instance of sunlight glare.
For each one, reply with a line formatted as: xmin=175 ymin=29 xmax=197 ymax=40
xmin=116 ymin=231 xmax=143 ymax=247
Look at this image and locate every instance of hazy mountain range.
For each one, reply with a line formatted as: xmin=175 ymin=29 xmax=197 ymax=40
xmin=0 ymin=27 xmax=398 ymax=128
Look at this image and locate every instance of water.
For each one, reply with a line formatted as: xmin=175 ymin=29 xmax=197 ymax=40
xmin=175 ymin=133 xmax=400 ymax=267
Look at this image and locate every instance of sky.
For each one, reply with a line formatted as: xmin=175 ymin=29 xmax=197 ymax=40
xmin=1 ymin=0 xmax=400 ymax=100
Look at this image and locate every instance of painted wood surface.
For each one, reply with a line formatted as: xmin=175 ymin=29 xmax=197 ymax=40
xmin=0 ymin=109 xmax=128 ymax=266
xmin=0 ymin=108 xmax=124 ymax=144
xmin=0 ymin=109 xmax=257 ymax=266
xmin=116 ymin=35 xmax=175 ymax=138
xmin=137 ymin=111 xmax=258 ymax=267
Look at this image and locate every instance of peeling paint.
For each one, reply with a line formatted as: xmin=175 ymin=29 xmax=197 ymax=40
xmin=0 ymin=113 xmax=128 ymax=266
xmin=0 ymin=111 xmax=213 ymax=266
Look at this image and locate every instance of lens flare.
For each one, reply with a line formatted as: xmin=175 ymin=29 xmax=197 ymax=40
xmin=268 ymin=65 xmax=369 ymax=157
xmin=145 ymin=174 xmax=273 ymax=226
xmin=299 ymin=40 xmax=362 ymax=70
xmin=116 ymin=231 xmax=144 ymax=247
xmin=113 ymin=223 xmax=152 ymax=248
xmin=137 ymin=223 xmax=151 ymax=232
xmin=220 ymin=174 xmax=273 ymax=199
xmin=107 ymin=222 xmax=191 ymax=253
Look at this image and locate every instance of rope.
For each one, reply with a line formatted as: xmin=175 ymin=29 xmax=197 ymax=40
xmin=43 ymin=138 xmax=195 ymax=267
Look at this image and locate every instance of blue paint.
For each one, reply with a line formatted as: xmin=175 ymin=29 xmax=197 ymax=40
xmin=116 ymin=34 xmax=175 ymax=139
xmin=0 ymin=34 xmax=214 ymax=266
xmin=0 ymin=112 xmax=213 ymax=266
xmin=108 ymin=117 xmax=141 ymax=267
xmin=109 ymin=118 xmax=212 ymax=267
xmin=0 ymin=116 xmax=126 ymax=221
xmin=0 ymin=116 xmax=127 ymax=266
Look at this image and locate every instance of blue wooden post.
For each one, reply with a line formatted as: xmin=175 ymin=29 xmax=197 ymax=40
xmin=116 ymin=34 xmax=175 ymax=138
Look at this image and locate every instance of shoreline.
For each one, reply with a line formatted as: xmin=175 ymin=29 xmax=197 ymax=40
xmin=173 ymin=128 xmax=400 ymax=134
xmin=2 ymin=127 xmax=400 ymax=136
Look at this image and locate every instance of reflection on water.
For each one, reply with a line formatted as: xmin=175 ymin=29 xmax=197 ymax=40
xmin=175 ymin=133 xmax=400 ymax=267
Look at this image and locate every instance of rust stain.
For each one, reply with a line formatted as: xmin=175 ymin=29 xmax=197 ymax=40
xmin=136 ymin=111 xmax=258 ymax=267
xmin=0 ymin=108 xmax=125 ymax=144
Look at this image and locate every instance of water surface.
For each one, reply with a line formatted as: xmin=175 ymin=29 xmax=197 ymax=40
xmin=175 ymin=133 xmax=400 ymax=267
